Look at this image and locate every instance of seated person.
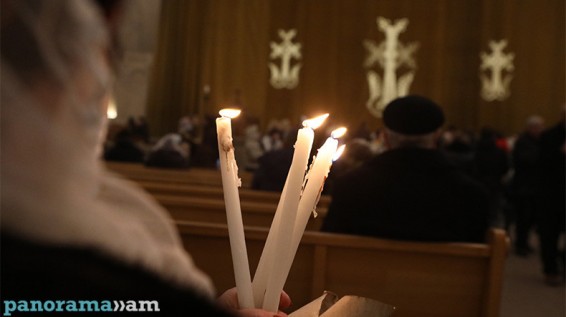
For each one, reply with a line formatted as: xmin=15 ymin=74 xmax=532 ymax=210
xmin=104 ymin=128 xmax=146 ymax=163
xmin=322 ymin=95 xmax=489 ymax=243
xmin=145 ymin=133 xmax=191 ymax=169
xmin=252 ymin=129 xmax=297 ymax=192
xmin=324 ymin=138 xmax=375 ymax=194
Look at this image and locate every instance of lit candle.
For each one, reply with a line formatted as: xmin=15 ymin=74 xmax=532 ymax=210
xmin=253 ymin=114 xmax=328 ymax=308
xmin=216 ymin=108 xmax=254 ymax=309
xmin=106 ymin=96 xmax=118 ymax=119
xmin=251 ymin=183 xmax=286 ymax=307
xmin=262 ymin=127 xmax=347 ymax=312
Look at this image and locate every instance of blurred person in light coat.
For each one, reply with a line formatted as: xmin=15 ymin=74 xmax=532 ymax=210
xmin=0 ymin=0 xmax=289 ymax=315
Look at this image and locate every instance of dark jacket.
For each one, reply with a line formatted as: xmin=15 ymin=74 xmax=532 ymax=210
xmin=322 ymin=148 xmax=490 ymax=243
xmin=510 ymin=132 xmax=540 ymax=196
xmin=251 ymin=147 xmax=294 ymax=192
xmin=537 ymin=121 xmax=566 ymax=216
xmin=1 ymin=232 xmax=234 ymax=316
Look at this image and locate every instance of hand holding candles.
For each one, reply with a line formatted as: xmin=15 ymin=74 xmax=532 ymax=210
xmin=262 ymin=127 xmax=347 ymax=312
xmin=216 ymin=108 xmax=254 ymax=309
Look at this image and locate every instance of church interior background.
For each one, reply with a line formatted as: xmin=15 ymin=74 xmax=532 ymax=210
xmin=111 ymin=0 xmax=565 ymax=138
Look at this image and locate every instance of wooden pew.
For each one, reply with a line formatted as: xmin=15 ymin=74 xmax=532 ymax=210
xmin=156 ymin=194 xmax=326 ymax=230
xmin=138 ymin=181 xmax=331 ymax=209
xmin=177 ymin=221 xmax=508 ymax=317
xmin=105 ymin=161 xmax=331 ymax=209
xmin=105 ymin=161 xmax=254 ymax=188
xmin=105 ymin=162 xmax=330 ymax=229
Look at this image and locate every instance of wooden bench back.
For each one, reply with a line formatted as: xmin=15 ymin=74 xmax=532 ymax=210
xmin=138 ymin=180 xmax=331 ymax=209
xmin=104 ymin=162 xmax=330 ymax=229
xmin=105 ymin=161 xmax=254 ymax=188
xmin=177 ymin=221 xmax=507 ymax=317
xmin=158 ymin=194 xmax=326 ymax=230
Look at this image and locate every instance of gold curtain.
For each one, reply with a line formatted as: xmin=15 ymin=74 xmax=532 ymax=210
xmin=146 ymin=0 xmax=272 ymax=136
xmin=146 ymin=0 xmax=565 ymax=137
xmin=145 ymin=0 xmax=209 ymax=136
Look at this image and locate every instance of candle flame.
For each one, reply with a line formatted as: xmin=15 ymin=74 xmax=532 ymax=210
xmin=333 ymin=145 xmax=346 ymax=161
xmin=219 ymin=108 xmax=241 ymax=119
xmin=302 ymin=113 xmax=329 ymax=129
xmin=107 ymin=97 xmax=117 ymax=120
xmin=331 ymin=127 xmax=347 ymax=139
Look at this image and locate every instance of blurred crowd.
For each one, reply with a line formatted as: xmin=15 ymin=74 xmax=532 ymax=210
xmin=103 ymin=108 xmax=563 ymax=285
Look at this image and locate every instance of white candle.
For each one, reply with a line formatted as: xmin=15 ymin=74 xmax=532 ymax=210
xmin=251 ymin=183 xmax=286 ymax=307
xmin=262 ymin=127 xmax=347 ymax=312
xmin=216 ymin=108 xmax=254 ymax=309
xmin=253 ymin=114 xmax=328 ymax=309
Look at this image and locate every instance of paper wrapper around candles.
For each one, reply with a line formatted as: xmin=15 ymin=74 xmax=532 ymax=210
xmin=288 ymin=292 xmax=339 ymax=317
xmin=289 ymin=292 xmax=395 ymax=317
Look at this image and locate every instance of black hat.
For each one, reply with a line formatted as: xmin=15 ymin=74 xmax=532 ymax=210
xmin=382 ymin=95 xmax=445 ymax=135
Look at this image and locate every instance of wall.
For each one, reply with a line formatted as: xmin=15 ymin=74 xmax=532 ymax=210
xmin=144 ymin=0 xmax=565 ymax=136
xmin=112 ymin=0 xmax=161 ymax=124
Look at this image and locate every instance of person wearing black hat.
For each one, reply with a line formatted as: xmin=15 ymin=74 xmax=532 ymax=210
xmin=321 ymin=95 xmax=490 ymax=243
